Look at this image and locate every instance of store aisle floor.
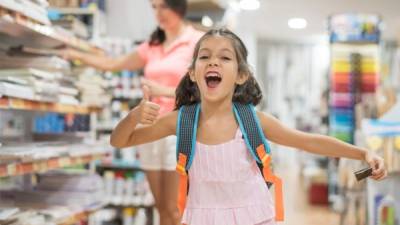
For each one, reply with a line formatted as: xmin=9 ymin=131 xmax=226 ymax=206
xmin=276 ymin=149 xmax=340 ymax=225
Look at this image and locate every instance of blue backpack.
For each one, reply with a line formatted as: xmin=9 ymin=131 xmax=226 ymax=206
xmin=175 ymin=102 xmax=284 ymax=221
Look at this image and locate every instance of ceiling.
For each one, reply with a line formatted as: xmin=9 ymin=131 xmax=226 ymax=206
xmin=235 ymin=0 xmax=400 ymax=43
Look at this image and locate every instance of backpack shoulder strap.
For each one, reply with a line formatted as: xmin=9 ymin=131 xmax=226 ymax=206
xmin=175 ymin=103 xmax=200 ymax=215
xmin=233 ymin=102 xmax=284 ymax=221
xmin=176 ymin=103 xmax=200 ymax=171
xmin=232 ymin=102 xmax=271 ymax=163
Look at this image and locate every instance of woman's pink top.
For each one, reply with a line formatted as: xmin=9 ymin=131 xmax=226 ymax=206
xmin=137 ymin=26 xmax=203 ymax=115
xmin=182 ymin=129 xmax=275 ymax=225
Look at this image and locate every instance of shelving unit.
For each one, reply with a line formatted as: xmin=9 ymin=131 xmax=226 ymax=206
xmin=362 ymin=110 xmax=400 ymax=225
xmin=96 ymin=160 xmax=155 ymax=225
xmin=50 ymin=7 xmax=99 ymax=15
xmin=58 ymin=211 xmax=91 ymax=225
xmin=328 ymin=13 xmax=382 ymax=225
xmin=0 ymin=13 xmax=102 ymax=54
xmin=330 ymin=14 xmax=400 ymax=225
xmin=0 ymin=152 xmax=107 ymax=178
xmin=0 ymin=2 xmax=153 ymax=225
xmin=0 ymin=2 xmax=109 ymax=225
xmin=0 ymin=96 xmax=100 ymax=114
xmin=48 ymin=6 xmax=106 ymax=39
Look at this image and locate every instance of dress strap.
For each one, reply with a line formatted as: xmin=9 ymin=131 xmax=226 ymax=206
xmin=235 ymin=127 xmax=243 ymax=140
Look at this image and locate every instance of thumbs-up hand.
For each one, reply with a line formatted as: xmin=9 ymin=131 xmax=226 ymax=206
xmin=135 ymin=85 xmax=161 ymax=125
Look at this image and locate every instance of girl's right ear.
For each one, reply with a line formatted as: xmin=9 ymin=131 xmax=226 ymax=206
xmin=189 ymin=69 xmax=196 ymax=82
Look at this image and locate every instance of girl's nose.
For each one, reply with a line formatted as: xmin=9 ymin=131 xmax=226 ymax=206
xmin=208 ymin=61 xmax=218 ymax=67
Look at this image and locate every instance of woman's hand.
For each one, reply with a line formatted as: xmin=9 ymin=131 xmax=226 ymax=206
xmin=59 ymin=48 xmax=83 ymax=61
xmin=365 ymin=151 xmax=387 ymax=180
xmin=131 ymin=85 xmax=160 ymax=125
xmin=141 ymin=78 xmax=175 ymax=97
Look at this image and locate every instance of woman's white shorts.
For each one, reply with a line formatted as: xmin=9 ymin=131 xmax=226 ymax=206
xmin=136 ymin=136 xmax=177 ymax=171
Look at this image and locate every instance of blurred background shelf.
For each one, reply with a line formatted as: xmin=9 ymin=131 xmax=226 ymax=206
xmin=0 ymin=10 xmax=103 ymax=53
xmin=0 ymin=96 xmax=101 ymax=114
xmin=0 ymin=152 xmax=107 ymax=178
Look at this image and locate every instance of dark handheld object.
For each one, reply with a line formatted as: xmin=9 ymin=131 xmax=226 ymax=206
xmin=354 ymin=167 xmax=373 ymax=181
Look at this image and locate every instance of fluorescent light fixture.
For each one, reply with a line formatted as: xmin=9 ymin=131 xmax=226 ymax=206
xmin=239 ymin=0 xmax=260 ymax=11
xmin=288 ymin=18 xmax=307 ymax=29
xmin=202 ymin=15 xmax=213 ymax=27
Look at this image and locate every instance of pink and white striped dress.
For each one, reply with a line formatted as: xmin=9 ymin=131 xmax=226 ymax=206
xmin=181 ymin=129 xmax=276 ymax=225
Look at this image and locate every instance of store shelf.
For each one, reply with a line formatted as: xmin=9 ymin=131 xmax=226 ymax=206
xmin=56 ymin=202 xmax=105 ymax=225
xmin=57 ymin=211 xmax=88 ymax=225
xmin=96 ymin=122 xmax=117 ymax=131
xmin=0 ymin=96 xmax=100 ymax=114
xmin=106 ymin=204 xmax=154 ymax=210
xmin=96 ymin=161 xmax=143 ymax=174
xmin=0 ymin=12 xmax=103 ymax=54
xmin=49 ymin=7 xmax=100 ymax=15
xmin=0 ymin=153 xmax=106 ymax=178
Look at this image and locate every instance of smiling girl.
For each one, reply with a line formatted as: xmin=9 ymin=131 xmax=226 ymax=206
xmin=110 ymin=28 xmax=386 ymax=225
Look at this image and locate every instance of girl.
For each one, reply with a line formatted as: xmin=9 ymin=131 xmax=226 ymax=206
xmin=110 ymin=28 xmax=387 ymax=225
xmin=63 ymin=1 xmax=203 ymax=224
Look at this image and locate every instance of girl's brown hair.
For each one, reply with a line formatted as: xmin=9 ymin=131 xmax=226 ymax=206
xmin=175 ymin=28 xmax=262 ymax=109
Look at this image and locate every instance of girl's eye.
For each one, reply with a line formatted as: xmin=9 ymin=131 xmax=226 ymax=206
xmin=222 ymin=56 xmax=231 ymax=60
xmin=199 ymin=56 xmax=209 ymax=60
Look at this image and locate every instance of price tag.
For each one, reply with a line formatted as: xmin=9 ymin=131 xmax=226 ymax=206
xmin=36 ymin=161 xmax=47 ymax=172
xmin=59 ymin=157 xmax=71 ymax=167
xmin=0 ymin=97 xmax=9 ymax=108
xmin=0 ymin=166 xmax=7 ymax=177
xmin=82 ymin=155 xmax=92 ymax=163
xmin=74 ymin=157 xmax=83 ymax=165
xmin=37 ymin=102 xmax=49 ymax=111
xmin=24 ymin=101 xmax=34 ymax=110
xmin=10 ymin=98 xmax=26 ymax=109
xmin=393 ymin=137 xmax=400 ymax=151
xmin=6 ymin=164 xmax=17 ymax=176
xmin=20 ymin=163 xmax=33 ymax=174
xmin=47 ymin=158 xmax=59 ymax=169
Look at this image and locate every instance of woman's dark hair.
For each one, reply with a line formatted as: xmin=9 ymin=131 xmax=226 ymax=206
xmin=175 ymin=28 xmax=263 ymax=109
xmin=149 ymin=0 xmax=187 ymax=45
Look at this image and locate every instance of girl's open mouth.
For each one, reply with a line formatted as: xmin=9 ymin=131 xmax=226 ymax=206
xmin=205 ymin=72 xmax=222 ymax=88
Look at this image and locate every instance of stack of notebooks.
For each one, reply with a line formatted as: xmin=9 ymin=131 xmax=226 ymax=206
xmin=76 ymin=68 xmax=110 ymax=107
xmin=59 ymin=75 xmax=80 ymax=105
xmin=0 ymin=68 xmax=61 ymax=102
xmin=0 ymin=140 xmax=112 ymax=165
xmin=329 ymin=55 xmax=357 ymax=143
xmin=0 ymin=175 xmax=104 ymax=207
xmin=0 ymin=50 xmax=70 ymax=72
xmin=0 ymin=0 xmax=51 ymax=25
xmin=52 ymin=17 xmax=89 ymax=39
xmin=0 ymin=67 xmax=80 ymax=104
xmin=0 ymin=171 xmax=105 ymax=225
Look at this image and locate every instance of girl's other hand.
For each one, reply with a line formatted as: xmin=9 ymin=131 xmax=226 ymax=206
xmin=141 ymin=78 xmax=166 ymax=97
xmin=133 ymin=85 xmax=160 ymax=125
xmin=365 ymin=151 xmax=387 ymax=180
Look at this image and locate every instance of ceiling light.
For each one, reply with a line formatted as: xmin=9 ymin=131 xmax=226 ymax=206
xmin=239 ymin=0 xmax=260 ymax=11
xmin=201 ymin=15 xmax=213 ymax=27
xmin=288 ymin=18 xmax=307 ymax=29
xmin=228 ymin=1 xmax=241 ymax=12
